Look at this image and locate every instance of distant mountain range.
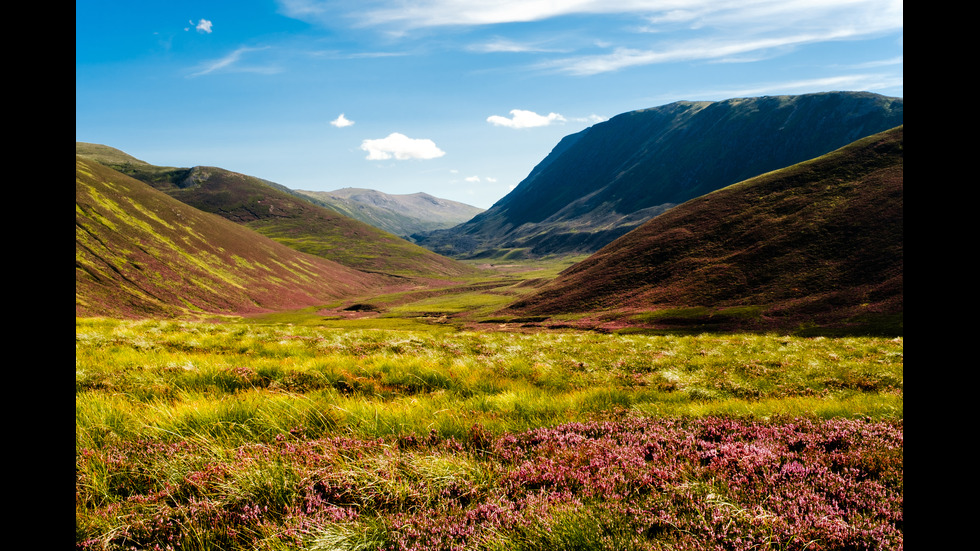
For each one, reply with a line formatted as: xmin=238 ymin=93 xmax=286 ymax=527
xmin=76 ymin=156 xmax=396 ymax=318
xmin=414 ymin=91 xmax=903 ymax=259
xmin=507 ymin=125 xmax=903 ymax=334
xmin=295 ymin=188 xmax=484 ymax=240
xmin=75 ymin=143 xmax=476 ymax=279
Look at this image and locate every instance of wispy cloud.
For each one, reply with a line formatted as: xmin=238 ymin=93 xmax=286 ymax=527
xmin=571 ymin=114 xmax=608 ymax=124
xmin=277 ymin=1 xmax=901 ymax=32
xmin=487 ymin=109 xmax=566 ymax=128
xmin=467 ymin=37 xmax=566 ymax=54
xmin=309 ymin=49 xmax=412 ymax=60
xmin=330 ymin=113 xmax=355 ymax=127
xmin=189 ymin=46 xmax=277 ymax=77
xmin=333 ymin=1 xmax=682 ymax=28
xmin=278 ymin=1 xmax=902 ymax=78
xmin=693 ymin=74 xmax=905 ymax=100
xmin=541 ymin=28 xmax=877 ymax=76
xmin=361 ymin=133 xmax=446 ymax=160
xmin=845 ymin=56 xmax=903 ymax=69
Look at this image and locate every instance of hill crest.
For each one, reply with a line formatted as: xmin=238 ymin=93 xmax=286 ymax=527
xmin=76 ymin=156 xmax=396 ymax=319
xmin=75 ymin=144 xmax=477 ymax=278
xmin=506 ymin=125 xmax=904 ymax=334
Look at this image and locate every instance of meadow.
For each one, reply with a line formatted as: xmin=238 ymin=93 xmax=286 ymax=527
xmin=76 ymin=315 xmax=902 ymax=550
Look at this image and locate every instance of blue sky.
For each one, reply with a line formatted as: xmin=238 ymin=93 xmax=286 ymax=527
xmin=76 ymin=1 xmax=903 ymax=209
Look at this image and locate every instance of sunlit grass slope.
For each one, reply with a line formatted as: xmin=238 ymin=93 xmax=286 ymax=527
xmin=76 ymin=157 xmax=394 ymax=319
xmin=76 ymin=143 xmax=477 ymax=278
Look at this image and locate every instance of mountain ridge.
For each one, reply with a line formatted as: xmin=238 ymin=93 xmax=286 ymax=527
xmin=505 ymin=125 xmax=904 ymax=334
xmin=295 ymin=187 xmax=484 ymax=240
xmin=415 ymin=91 xmax=903 ymax=259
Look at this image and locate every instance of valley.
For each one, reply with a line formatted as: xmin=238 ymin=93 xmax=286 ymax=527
xmin=76 ymin=93 xmax=903 ymax=550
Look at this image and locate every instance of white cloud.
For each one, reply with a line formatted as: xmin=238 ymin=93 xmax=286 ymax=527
xmin=570 ymin=114 xmax=608 ymax=124
xmin=462 ymin=175 xmax=497 ymax=183
xmin=467 ymin=37 xmax=564 ymax=53
xmin=337 ymin=1 xmax=678 ymax=28
xmin=693 ymin=74 xmax=905 ymax=101
xmin=194 ymin=19 xmax=213 ymax=33
xmin=487 ymin=109 xmax=566 ymax=129
xmin=330 ymin=113 xmax=355 ymax=127
xmin=189 ymin=46 xmax=276 ymax=77
xmin=360 ymin=133 xmax=446 ymax=160
xmin=278 ymin=1 xmax=902 ymax=80
xmin=278 ymin=1 xmax=901 ymax=33
xmin=541 ymin=29 xmax=865 ymax=76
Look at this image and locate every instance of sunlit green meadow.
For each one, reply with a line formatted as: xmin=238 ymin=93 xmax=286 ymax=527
xmin=76 ymin=317 xmax=902 ymax=450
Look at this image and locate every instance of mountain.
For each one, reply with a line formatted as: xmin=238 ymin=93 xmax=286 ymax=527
xmin=295 ymin=188 xmax=484 ymax=240
xmin=75 ymin=144 xmax=476 ymax=278
xmin=415 ymin=91 xmax=903 ymax=259
xmin=76 ymin=156 xmax=396 ymax=319
xmin=505 ymin=126 xmax=904 ymax=335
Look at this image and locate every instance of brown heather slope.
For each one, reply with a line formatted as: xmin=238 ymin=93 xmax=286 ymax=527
xmin=76 ymin=156 xmax=398 ymax=319
xmin=506 ymin=126 xmax=903 ymax=335
xmin=75 ymin=143 xmax=476 ymax=279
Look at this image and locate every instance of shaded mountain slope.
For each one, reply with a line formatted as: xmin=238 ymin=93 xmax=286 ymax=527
xmin=295 ymin=188 xmax=484 ymax=240
xmin=75 ymin=144 xmax=476 ymax=278
xmin=76 ymin=156 xmax=396 ymax=319
xmin=416 ymin=92 xmax=903 ymax=258
xmin=506 ymin=126 xmax=904 ymax=335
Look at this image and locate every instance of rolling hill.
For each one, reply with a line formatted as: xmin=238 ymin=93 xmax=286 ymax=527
xmin=415 ymin=92 xmax=903 ymax=259
xmin=505 ymin=125 xmax=904 ymax=335
xmin=76 ymin=156 xmax=403 ymax=319
xmin=295 ymin=188 xmax=484 ymax=240
xmin=75 ymin=143 xmax=477 ymax=278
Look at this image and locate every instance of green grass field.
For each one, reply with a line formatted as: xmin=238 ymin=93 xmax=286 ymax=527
xmin=76 ymin=318 xmax=901 ymax=445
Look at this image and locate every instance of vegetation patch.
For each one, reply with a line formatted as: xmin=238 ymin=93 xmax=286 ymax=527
xmin=77 ymin=318 xmax=902 ymax=549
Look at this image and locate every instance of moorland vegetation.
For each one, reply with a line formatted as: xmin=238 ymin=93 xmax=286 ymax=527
xmin=76 ymin=93 xmax=903 ymax=550
xmin=76 ymin=318 xmax=902 ymax=550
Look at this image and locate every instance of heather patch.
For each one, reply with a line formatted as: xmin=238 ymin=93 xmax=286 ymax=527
xmin=76 ymin=417 xmax=901 ymax=550
xmin=76 ymin=319 xmax=902 ymax=549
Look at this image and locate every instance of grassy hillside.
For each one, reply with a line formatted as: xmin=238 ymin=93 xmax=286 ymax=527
xmin=75 ymin=144 xmax=477 ymax=279
xmin=506 ymin=126 xmax=904 ymax=335
xmin=296 ymin=187 xmax=484 ymax=239
xmin=417 ymin=92 xmax=903 ymax=259
xmin=76 ymin=156 xmax=399 ymax=319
